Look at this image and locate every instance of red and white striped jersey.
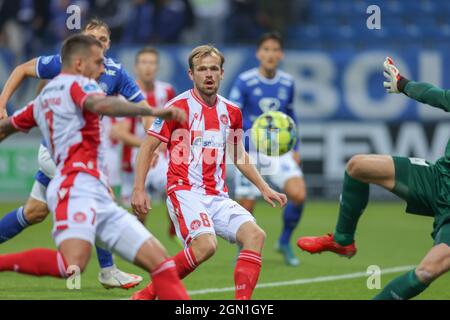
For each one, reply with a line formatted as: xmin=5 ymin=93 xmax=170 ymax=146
xmin=122 ymin=80 xmax=175 ymax=172
xmin=11 ymin=73 xmax=109 ymax=185
xmin=147 ymin=89 xmax=243 ymax=196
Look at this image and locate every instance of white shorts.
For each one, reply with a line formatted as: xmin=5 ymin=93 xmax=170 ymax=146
xmin=29 ymin=144 xmax=56 ymax=203
xmin=47 ymin=172 xmax=152 ymax=262
xmin=38 ymin=144 xmax=56 ymax=179
xmin=166 ymin=190 xmax=255 ymax=247
xmin=234 ymin=150 xmax=303 ymax=200
xmin=30 ymin=180 xmax=48 ymax=203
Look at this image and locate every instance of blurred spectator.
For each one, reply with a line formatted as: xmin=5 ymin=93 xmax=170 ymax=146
xmin=121 ymin=0 xmax=155 ymax=44
xmin=0 ymin=1 xmax=23 ymax=59
xmin=227 ymin=0 xmax=262 ymax=43
xmin=153 ymin=0 xmax=193 ymax=43
xmin=88 ymin=0 xmax=131 ymax=43
xmin=256 ymin=0 xmax=292 ymax=35
xmin=186 ymin=0 xmax=229 ymax=46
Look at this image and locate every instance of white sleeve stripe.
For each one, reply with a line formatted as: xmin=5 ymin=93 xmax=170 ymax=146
xmin=35 ymin=57 xmax=41 ymax=78
xmin=147 ymin=130 xmax=169 ymax=143
xmin=127 ymin=90 xmax=142 ymax=102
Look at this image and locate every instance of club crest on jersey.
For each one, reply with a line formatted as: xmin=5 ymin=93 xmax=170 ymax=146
xmin=73 ymin=212 xmax=87 ymax=223
xmin=190 ymin=220 xmax=201 ymax=230
xmin=220 ymin=114 xmax=229 ymax=125
xmin=194 ymin=113 xmax=199 ymax=120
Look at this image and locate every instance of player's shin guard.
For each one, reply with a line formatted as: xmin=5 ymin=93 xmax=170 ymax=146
xmin=234 ymin=250 xmax=262 ymax=300
xmin=151 ymin=259 xmax=190 ymax=300
xmin=0 ymin=207 xmax=29 ymax=243
xmin=373 ymin=269 xmax=428 ymax=300
xmin=334 ymin=172 xmax=369 ymax=246
xmin=0 ymin=248 xmax=68 ymax=278
xmin=280 ymin=202 xmax=304 ymax=245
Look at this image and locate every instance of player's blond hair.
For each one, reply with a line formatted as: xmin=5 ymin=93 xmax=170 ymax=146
xmin=188 ymin=45 xmax=225 ymax=70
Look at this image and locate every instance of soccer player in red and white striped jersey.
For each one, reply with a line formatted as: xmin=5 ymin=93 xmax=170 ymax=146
xmin=130 ymin=45 xmax=287 ymax=300
xmin=0 ymin=35 xmax=189 ymax=299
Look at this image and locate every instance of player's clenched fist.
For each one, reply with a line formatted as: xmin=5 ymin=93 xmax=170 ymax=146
xmin=383 ymin=56 xmax=403 ymax=94
xmin=153 ymin=107 xmax=186 ymax=123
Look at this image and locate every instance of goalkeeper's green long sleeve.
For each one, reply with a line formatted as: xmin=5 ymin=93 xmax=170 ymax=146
xmin=400 ymin=78 xmax=450 ymax=112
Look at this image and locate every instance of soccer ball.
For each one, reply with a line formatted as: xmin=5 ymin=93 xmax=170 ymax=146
xmin=251 ymin=111 xmax=297 ymax=156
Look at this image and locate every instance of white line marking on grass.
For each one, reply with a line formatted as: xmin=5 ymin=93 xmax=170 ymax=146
xmin=188 ymin=265 xmax=416 ymax=296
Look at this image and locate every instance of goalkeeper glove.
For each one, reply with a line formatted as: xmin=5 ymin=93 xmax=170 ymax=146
xmin=383 ymin=56 xmax=409 ymax=93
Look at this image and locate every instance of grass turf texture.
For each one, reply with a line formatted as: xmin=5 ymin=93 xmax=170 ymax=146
xmin=0 ymin=201 xmax=449 ymax=300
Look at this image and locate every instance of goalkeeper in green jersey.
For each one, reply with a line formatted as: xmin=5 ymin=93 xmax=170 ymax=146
xmin=297 ymin=57 xmax=450 ymax=300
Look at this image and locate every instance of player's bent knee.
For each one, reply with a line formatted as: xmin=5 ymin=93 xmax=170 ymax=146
xmin=240 ymin=223 xmax=266 ymax=248
xmin=288 ymin=191 xmax=306 ymax=206
xmin=191 ymin=235 xmax=217 ymax=262
xmin=346 ymin=155 xmax=368 ymax=179
xmin=24 ymin=198 xmax=50 ymax=224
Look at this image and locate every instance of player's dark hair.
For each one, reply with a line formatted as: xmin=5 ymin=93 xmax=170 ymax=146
xmin=135 ymin=47 xmax=159 ymax=64
xmin=61 ymin=34 xmax=102 ymax=67
xmin=82 ymin=18 xmax=111 ymax=35
xmin=257 ymin=32 xmax=284 ymax=49
xmin=188 ymin=45 xmax=225 ymax=70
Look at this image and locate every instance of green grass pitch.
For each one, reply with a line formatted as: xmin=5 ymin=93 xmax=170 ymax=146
xmin=0 ymin=200 xmax=449 ymax=300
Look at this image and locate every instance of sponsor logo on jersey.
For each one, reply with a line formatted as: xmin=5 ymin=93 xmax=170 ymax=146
xmin=104 ymin=69 xmax=116 ymax=76
xmin=259 ymin=98 xmax=281 ymax=113
xmin=73 ymin=212 xmax=87 ymax=223
xmin=191 ymin=131 xmax=225 ymax=149
xmin=190 ymin=220 xmax=201 ymax=230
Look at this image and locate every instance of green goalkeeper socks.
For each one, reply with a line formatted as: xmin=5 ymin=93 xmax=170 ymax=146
xmin=334 ymin=172 xmax=369 ymax=246
xmin=373 ymin=269 xmax=428 ymax=300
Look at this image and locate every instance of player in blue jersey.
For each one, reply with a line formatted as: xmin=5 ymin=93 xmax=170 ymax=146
xmin=0 ymin=19 xmax=148 ymax=289
xmin=229 ymin=32 xmax=306 ymax=266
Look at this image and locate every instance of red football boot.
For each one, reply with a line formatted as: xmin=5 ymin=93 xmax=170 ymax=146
xmin=130 ymin=284 xmax=157 ymax=300
xmin=297 ymin=233 xmax=357 ymax=258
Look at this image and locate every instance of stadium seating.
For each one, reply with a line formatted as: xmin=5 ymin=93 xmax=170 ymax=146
xmin=287 ymin=0 xmax=449 ymax=49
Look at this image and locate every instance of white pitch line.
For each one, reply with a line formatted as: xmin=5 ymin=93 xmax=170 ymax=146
xmin=188 ymin=265 xmax=416 ymax=296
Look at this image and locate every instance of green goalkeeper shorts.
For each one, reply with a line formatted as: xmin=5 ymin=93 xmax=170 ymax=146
xmin=392 ymin=156 xmax=450 ymax=246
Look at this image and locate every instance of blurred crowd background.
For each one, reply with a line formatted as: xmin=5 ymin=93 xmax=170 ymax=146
xmin=0 ymin=0 xmax=309 ymax=61
xmin=3 ymin=0 xmax=450 ymax=62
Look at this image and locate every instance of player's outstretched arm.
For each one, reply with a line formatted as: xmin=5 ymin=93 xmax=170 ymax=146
xmin=231 ymin=141 xmax=287 ymax=208
xmin=0 ymin=119 xmax=19 ymax=142
xmin=0 ymin=58 xmax=38 ymax=120
xmin=384 ymin=57 xmax=450 ymax=112
xmin=84 ymin=96 xmax=187 ymax=121
xmin=131 ymin=135 xmax=161 ymax=218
